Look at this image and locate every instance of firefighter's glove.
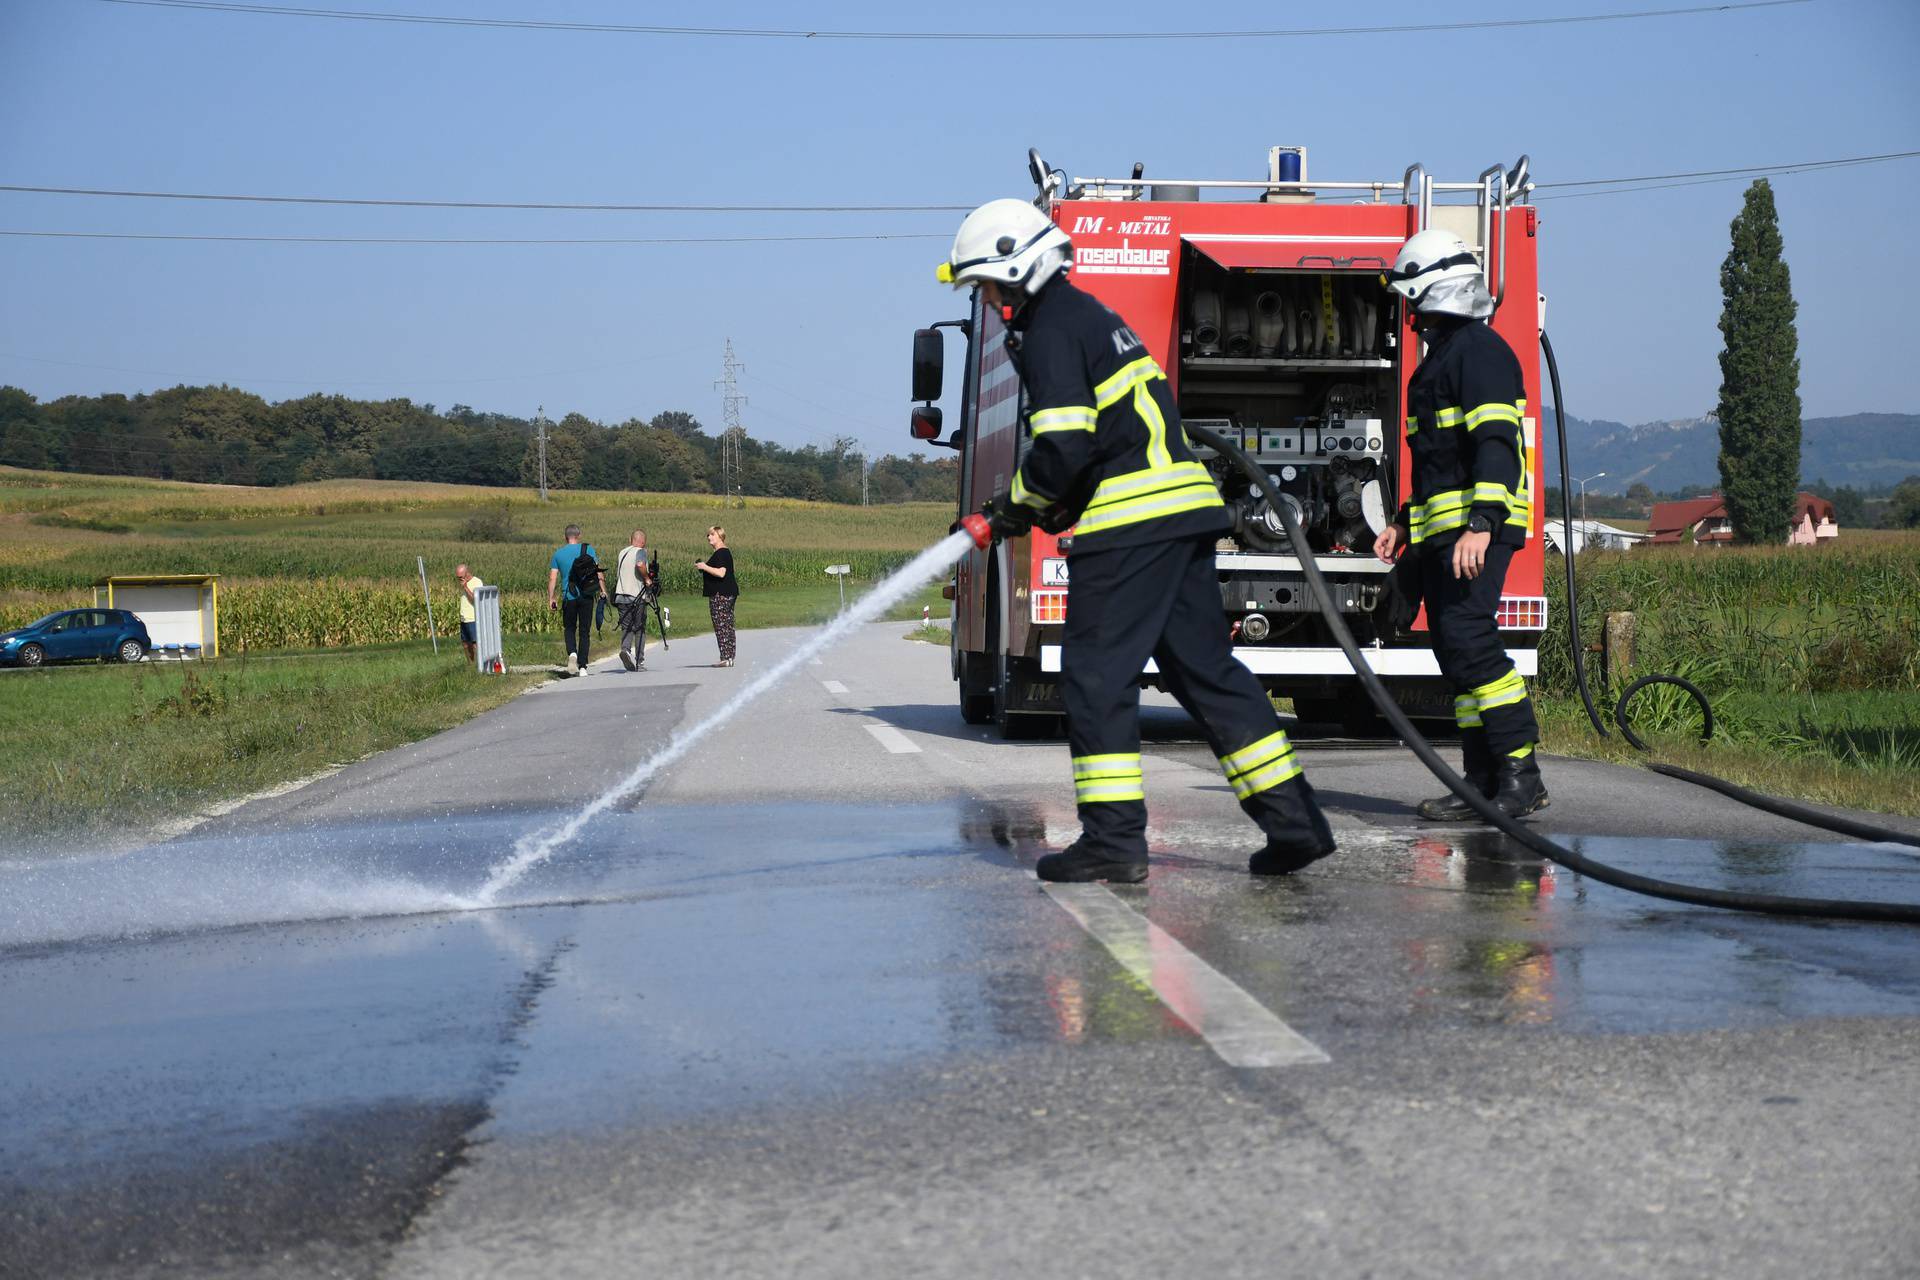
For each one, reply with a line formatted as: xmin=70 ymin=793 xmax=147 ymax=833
xmin=1034 ymin=501 xmax=1076 ymax=536
xmin=953 ymin=497 xmax=1034 ymax=549
xmin=983 ymin=496 xmax=1036 ymax=540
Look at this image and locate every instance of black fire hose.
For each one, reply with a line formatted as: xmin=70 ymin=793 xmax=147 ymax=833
xmin=1181 ymin=421 xmax=1920 ymax=924
xmin=1541 ymin=332 xmax=1918 ymax=852
xmin=1542 ymin=329 xmax=1625 ymax=742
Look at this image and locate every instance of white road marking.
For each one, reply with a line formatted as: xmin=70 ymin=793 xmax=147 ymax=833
xmin=1044 ymin=884 xmax=1329 ymax=1068
xmin=822 ymin=679 xmax=849 ymax=694
xmin=863 ymin=724 xmax=922 ymax=755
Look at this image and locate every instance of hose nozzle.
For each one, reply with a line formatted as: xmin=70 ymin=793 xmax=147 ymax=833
xmin=959 ymin=512 xmax=994 ymax=550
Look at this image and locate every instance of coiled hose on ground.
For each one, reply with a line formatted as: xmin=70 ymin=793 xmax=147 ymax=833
xmin=1180 ymin=420 xmax=1920 ymax=924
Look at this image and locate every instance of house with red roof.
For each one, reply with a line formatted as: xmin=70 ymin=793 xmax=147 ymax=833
xmin=1646 ymin=492 xmax=1838 ymax=546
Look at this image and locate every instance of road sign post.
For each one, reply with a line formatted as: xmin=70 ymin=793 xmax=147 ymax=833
xmin=825 ymin=563 xmax=852 ymax=611
xmin=417 ymin=555 xmax=438 ymax=655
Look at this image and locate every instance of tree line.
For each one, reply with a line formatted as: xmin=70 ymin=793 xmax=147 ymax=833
xmin=0 ymin=384 xmax=958 ymax=505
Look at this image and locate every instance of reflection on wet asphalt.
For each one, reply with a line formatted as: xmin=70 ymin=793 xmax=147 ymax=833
xmin=3 ymin=796 xmax=1918 ymax=1275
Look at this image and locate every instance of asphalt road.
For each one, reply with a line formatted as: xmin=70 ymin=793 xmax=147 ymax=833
xmin=3 ymin=622 xmax=1917 ymax=1279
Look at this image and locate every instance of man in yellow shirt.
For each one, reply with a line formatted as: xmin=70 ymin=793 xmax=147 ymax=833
xmin=455 ymin=563 xmax=484 ymax=666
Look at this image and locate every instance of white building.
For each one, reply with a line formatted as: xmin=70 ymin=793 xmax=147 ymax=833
xmin=1543 ymin=519 xmax=1648 ymax=555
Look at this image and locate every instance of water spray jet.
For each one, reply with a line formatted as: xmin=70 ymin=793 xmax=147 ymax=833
xmin=472 ymin=529 xmax=978 ymax=904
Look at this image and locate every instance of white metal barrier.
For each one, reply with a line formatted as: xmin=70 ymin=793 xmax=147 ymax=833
xmin=474 ymin=585 xmax=504 ymax=673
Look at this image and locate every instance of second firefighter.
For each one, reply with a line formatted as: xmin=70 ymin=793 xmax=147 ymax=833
xmin=1374 ymin=228 xmax=1550 ymax=820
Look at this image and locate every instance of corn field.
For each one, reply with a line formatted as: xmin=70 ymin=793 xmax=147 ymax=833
xmin=0 ymin=466 xmax=954 ymax=649
xmin=1540 ymin=541 xmax=1920 ymax=698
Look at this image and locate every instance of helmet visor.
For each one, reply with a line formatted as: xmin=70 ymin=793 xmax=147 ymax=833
xmin=1386 ymin=248 xmax=1476 ymax=290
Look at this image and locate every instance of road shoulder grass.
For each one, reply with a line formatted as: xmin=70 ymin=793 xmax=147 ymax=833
xmin=2 ymin=593 xmax=944 ymax=854
xmin=0 ymin=648 xmax=547 ymax=854
xmin=1538 ymin=693 xmax=1920 ymax=819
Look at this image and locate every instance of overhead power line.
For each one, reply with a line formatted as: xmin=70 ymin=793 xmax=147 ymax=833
xmin=0 ymin=185 xmax=970 ymax=213
xmin=1534 ymin=151 xmax=1920 ymax=200
xmin=98 ymin=0 xmax=1811 ymax=40
xmin=1534 ymin=149 xmax=1920 ymax=189
xmin=10 ymin=149 xmax=1915 ymax=218
xmin=0 ymin=229 xmax=947 ymax=245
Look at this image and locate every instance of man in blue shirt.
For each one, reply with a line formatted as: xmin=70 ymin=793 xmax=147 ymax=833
xmin=547 ymin=524 xmax=606 ymax=675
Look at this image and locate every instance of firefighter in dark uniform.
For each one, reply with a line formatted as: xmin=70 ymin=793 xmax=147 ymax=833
xmin=1374 ymin=229 xmax=1549 ymax=819
xmin=939 ymin=199 xmax=1335 ymax=883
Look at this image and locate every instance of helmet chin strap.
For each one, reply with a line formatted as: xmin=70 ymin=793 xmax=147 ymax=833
xmin=1000 ymin=265 xmax=1064 ymax=327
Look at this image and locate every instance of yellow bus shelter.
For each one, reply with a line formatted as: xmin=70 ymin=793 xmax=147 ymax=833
xmin=94 ymin=574 xmax=220 ymax=657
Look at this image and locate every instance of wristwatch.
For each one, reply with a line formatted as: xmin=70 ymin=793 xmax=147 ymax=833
xmin=1467 ymin=513 xmax=1494 ymax=535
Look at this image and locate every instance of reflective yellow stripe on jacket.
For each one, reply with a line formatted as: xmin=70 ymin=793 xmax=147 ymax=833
xmin=1073 ymin=356 xmax=1224 ymax=539
xmin=1031 ymin=405 xmax=1097 ymax=435
xmin=1407 ymin=397 xmax=1532 ymax=542
xmin=1408 ymin=398 xmax=1525 ymax=437
xmin=1010 ymin=470 xmax=1049 ymax=508
xmin=1408 ymin=489 xmax=1472 ymax=542
xmin=1464 ymin=400 xmax=1522 ymax=431
xmin=1075 ymin=461 xmax=1222 ymax=537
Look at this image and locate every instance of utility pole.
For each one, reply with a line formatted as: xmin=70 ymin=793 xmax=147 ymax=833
xmin=537 ymin=404 xmax=548 ymax=502
xmin=860 ymin=451 xmax=870 ymax=507
xmin=715 ymin=339 xmax=748 ymax=508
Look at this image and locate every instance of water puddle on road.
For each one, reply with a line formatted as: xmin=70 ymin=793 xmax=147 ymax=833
xmin=964 ymin=804 xmax=1920 ymax=1036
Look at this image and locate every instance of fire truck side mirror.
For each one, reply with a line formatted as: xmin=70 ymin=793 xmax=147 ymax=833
xmin=912 ymin=328 xmax=945 ymax=402
xmin=909 ymin=405 xmax=945 ymax=442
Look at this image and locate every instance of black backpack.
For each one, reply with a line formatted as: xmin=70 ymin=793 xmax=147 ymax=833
xmin=568 ymin=547 xmax=602 ymax=599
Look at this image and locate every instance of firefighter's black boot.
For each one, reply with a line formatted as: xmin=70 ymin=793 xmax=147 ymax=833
xmin=1036 ymin=842 xmax=1148 ymax=885
xmin=1417 ymin=729 xmax=1497 ymax=821
xmin=1491 ymin=750 xmax=1550 ymax=819
xmin=1247 ymin=777 xmax=1337 ymax=876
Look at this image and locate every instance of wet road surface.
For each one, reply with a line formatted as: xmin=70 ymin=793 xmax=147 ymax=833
xmin=3 ymin=624 xmax=1918 ymax=1278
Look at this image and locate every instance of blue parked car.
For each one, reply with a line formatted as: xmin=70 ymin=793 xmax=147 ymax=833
xmin=0 ymin=609 xmax=152 ymax=667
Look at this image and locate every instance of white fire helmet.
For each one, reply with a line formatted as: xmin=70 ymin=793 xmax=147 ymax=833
xmin=936 ymin=199 xmax=1072 ymax=295
xmin=1384 ymin=228 xmax=1493 ymax=319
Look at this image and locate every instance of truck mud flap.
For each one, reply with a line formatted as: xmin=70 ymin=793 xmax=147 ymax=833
xmin=1384 ymin=679 xmax=1453 ymax=721
xmin=1005 ymin=662 xmax=1065 ymax=714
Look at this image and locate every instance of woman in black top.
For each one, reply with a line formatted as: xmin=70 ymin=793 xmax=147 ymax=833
xmin=694 ymin=525 xmax=739 ymax=667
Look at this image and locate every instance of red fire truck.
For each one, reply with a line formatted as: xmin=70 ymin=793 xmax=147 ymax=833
xmin=911 ymin=148 xmax=1548 ymax=738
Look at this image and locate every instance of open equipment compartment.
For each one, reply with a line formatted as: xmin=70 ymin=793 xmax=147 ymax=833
xmin=1175 ymin=243 xmax=1403 ymax=644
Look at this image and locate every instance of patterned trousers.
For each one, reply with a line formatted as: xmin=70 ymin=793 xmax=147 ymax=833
xmin=708 ymin=594 xmax=737 ymax=662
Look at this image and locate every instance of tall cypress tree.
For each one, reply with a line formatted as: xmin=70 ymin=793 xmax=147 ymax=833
xmin=1715 ymin=179 xmax=1802 ymax=543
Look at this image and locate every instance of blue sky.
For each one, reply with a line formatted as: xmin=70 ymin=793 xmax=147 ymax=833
xmin=2 ymin=0 xmax=1915 ymax=470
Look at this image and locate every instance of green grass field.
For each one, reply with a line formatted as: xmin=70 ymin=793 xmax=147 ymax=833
xmin=0 ymin=466 xmax=957 ymax=845
xmin=0 ymin=646 xmax=547 ymax=846
xmin=1537 ymin=536 xmax=1920 ymax=815
xmin=6 ymin=464 xmax=1914 ymax=832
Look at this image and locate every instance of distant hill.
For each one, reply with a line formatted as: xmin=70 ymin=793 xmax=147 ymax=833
xmin=1541 ymin=409 xmax=1920 ymax=495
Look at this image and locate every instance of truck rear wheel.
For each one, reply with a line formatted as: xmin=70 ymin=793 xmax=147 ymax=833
xmin=958 ymin=650 xmax=994 ymax=724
